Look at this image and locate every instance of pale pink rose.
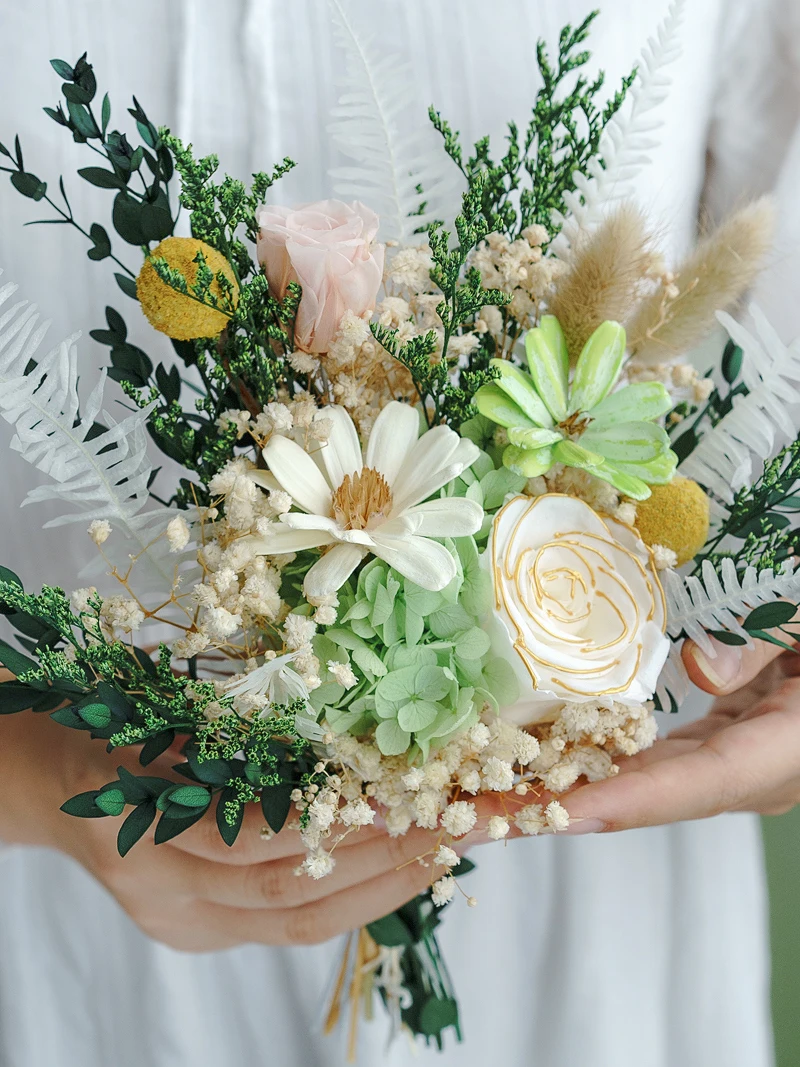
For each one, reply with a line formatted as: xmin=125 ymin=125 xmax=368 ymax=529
xmin=256 ymin=199 xmax=385 ymax=354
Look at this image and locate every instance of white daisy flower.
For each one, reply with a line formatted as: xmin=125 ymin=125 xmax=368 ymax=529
xmin=250 ymin=402 xmax=482 ymax=599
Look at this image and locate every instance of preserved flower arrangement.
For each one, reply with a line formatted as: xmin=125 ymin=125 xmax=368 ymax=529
xmin=2 ymin=0 xmax=800 ymax=1056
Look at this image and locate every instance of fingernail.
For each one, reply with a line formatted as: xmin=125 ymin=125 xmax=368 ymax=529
xmin=560 ymin=817 xmax=606 ymax=835
xmin=689 ymin=640 xmax=742 ymax=689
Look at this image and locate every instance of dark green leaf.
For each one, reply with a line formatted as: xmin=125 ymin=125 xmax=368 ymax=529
xmin=155 ymin=363 xmax=181 ymax=402
xmin=66 ymin=99 xmax=98 ymax=137
xmin=136 ymin=120 xmax=157 ymax=149
xmin=153 ymin=807 xmax=207 ymax=844
xmin=671 ymin=426 xmax=699 ymax=464
xmin=139 ymin=188 xmax=173 ymax=242
xmin=108 ymin=343 xmax=153 ymax=388
xmin=452 ymin=856 xmax=476 ymax=877
xmin=78 ymin=167 xmax=127 ymax=191
xmin=61 ymin=790 xmax=107 ymax=819
xmin=747 ymin=629 xmax=798 ymax=653
xmin=169 ymin=785 xmax=211 ymax=808
xmin=112 ymin=192 xmax=147 ymax=245
xmin=744 ymin=602 xmax=797 ymax=632
xmin=50 ymin=58 xmax=74 ymax=80
xmin=51 ymin=706 xmax=88 ymax=729
xmin=115 ymin=272 xmax=138 ymax=299
xmin=0 ymin=683 xmax=50 ymax=714
xmin=62 ymin=82 xmax=93 ymax=105
xmin=216 ymin=788 xmax=244 ymax=847
xmin=366 ymin=912 xmax=413 ymax=948
xmin=10 ymin=172 xmax=46 ymax=201
xmin=87 ymin=222 xmax=111 ymax=261
xmin=117 ymin=801 xmax=156 ymax=856
xmin=96 ymin=681 xmax=133 ymax=722
xmin=707 ymin=630 xmax=748 ymax=646
xmin=100 ymin=93 xmax=111 ymax=135
xmin=721 ymin=341 xmax=743 ymax=384
xmin=94 ymin=788 xmax=126 ymax=816
xmin=139 ymin=730 xmax=175 ymax=766
xmin=105 ymin=306 xmax=127 ymax=338
xmin=187 ymin=755 xmax=232 ymax=786
xmin=260 ymin=782 xmax=293 ymax=834
xmin=418 ymin=996 xmax=459 ymax=1038
xmin=0 ymin=637 xmax=37 ymax=677
xmin=77 ymin=702 xmax=112 ymax=728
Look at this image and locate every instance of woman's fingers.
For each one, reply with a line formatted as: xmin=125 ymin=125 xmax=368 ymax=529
xmin=193 ymin=853 xmax=444 ymax=947
xmin=562 ymin=675 xmax=800 ymax=830
xmin=682 ymin=632 xmax=785 ymax=695
xmin=190 ymin=825 xmax=448 ymax=910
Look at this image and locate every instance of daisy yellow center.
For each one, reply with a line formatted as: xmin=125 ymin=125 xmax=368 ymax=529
xmin=332 ymin=468 xmax=393 ymax=530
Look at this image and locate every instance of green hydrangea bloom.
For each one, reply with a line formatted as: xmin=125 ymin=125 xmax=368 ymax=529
xmin=473 ymin=316 xmax=677 ymax=500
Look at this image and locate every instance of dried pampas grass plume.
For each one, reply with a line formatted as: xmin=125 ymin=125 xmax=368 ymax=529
xmin=548 ymin=203 xmax=653 ymax=364
xmin=627 ymin=197 xmax=775 ymax=365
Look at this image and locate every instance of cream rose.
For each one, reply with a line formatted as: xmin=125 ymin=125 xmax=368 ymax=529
xmin=256 ymin=199 xmax=384 ymax=354
xmin=486 ymin=494 xmax=669 ymax=725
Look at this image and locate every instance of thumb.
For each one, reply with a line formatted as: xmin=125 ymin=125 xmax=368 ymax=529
xmin=682 ymin=631 xmax=787 ymax=695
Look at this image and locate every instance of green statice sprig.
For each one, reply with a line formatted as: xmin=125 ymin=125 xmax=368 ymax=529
xmin=372 ymin=174 xmax=510 ymax=427
xmin=0 ymin=569 xmax=322 ymax=853
xmin=429 ymin=11 xmax=635 ymax=240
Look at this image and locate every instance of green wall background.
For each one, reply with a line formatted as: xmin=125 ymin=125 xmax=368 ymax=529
xmin=763 ymin=812 xmax=800 ymax=1066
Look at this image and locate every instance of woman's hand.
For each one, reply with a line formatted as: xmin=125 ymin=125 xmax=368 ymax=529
xmin=0 ymin=687 xmax=496 ymax=951
xmin=560 ymin=632 xmax=800 ymax=833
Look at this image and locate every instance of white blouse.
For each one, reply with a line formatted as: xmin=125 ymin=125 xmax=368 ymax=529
xmin=1 ymin=0 xmax=798 ymax=1063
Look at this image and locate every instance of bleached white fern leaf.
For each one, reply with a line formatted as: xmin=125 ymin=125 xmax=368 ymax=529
xmin=326 ymin=0 xmax=458 ymax=243
xmin=664 ymin=558 xmax=800 ymax=657
xmin=550 ymin=0 xmax=685 ymax=260
xmin=680 ymin=306 xmax=800 ymax=505
xmin=656 ymin=641 xmax=690 ymax=713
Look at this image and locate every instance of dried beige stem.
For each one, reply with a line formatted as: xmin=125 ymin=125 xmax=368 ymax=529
xmin=627 ymin=197 xmax=775 ymax=365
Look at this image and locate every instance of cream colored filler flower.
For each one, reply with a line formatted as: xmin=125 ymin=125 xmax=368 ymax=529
xmin=250 ymin=401 xmax=483 ymax=599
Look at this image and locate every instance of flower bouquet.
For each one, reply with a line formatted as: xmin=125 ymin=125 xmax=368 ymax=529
xmin=2 ymin=1 xmax=800 ymax=1055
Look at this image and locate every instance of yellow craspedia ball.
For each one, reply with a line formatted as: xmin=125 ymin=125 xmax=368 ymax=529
xmin=136 ymin=236 xmax=238 ymax=340
xmin=633 ymin=476 xmax=710 ymax=567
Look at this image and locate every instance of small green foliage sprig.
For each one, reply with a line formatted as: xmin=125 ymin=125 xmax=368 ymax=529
xmin=372 ymin=175 xmax=510 ymax=427
xmin=0 ymin=568 xmax=319 ymax=855
xmin=0 ymin=53 xmax=175 ymax=294
xmin=692 ymin=437 xmax=800 ymax=577
xmin=429 ymin=11 xmax=635 ymax=240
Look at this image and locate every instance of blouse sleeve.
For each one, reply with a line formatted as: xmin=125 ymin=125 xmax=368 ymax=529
xmin=702 ymin=0 xmax=800 ymax=337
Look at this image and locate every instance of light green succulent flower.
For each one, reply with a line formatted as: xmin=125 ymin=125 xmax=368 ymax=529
xmin=473 ymin=316 xmax=677 ymax=500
